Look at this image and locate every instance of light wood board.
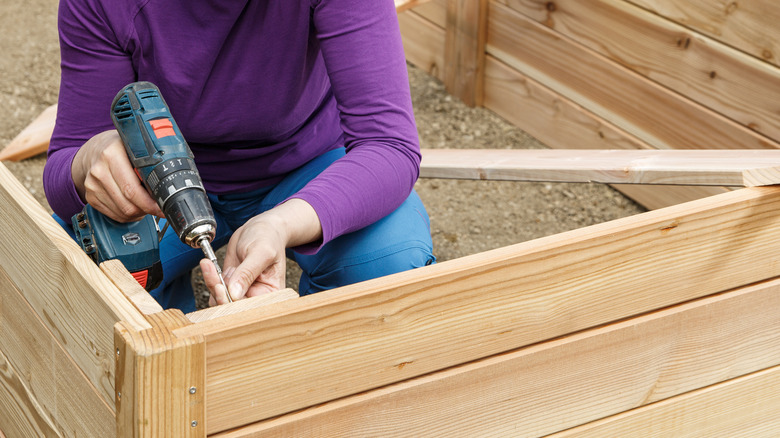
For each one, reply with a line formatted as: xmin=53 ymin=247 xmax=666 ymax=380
xmin=175 ymin=187 xmax=780 ymax=433
xmin=551 ymin=364 xmax=780 ymax=437
xmin=399 ymin=9 xmax=446 ymax=80
xmin=186 ymin=288 xmax=299 ymax=324
xmin=420 ymin=148 xmax=780 ymax=186
xmin=482 ymin=55 xmax=729 ymax=208
xmin=0 ymin=266 xmax=115 ymax=436
xmin=0 ymin=104 xmax=56 ymax=162
xmin=115 ymin=311 xmax=205 ymax=437
xmin=626 ymin=0 xmax=780 ymax=68
xmin=499 ymin=0 xmax=780 ymax=142
xmin=210 ymin=277 xmax=780 ymax=437
xmin=0 ymin=162 xmax=150 ymax=404
xmin=486 ymin=1 xmax=779 ymax=151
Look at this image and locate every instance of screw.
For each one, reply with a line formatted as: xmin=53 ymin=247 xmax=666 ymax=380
xmin=189 ymin=387 xmax=197 ymax=394
xmin=117 ymin=392 xmax=121 ymax=400
xmin=191 ymin=420 xmax=198 ymax=428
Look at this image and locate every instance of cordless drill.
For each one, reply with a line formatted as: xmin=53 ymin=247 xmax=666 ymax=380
xmin=74 ymin=81 xmax=230 ymax=300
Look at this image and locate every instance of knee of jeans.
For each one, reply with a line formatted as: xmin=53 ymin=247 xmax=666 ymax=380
xmin=299 ymin=245 xmax=436 ymax=296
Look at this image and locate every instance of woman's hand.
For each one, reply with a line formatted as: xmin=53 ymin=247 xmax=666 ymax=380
xmin=72 ymin=130 xmax=163 ymax=222
xmin=201 ymin=198 xmax=322 ymax=305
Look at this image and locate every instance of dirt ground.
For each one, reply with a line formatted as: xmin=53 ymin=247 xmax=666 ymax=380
xmin=1 ymin=0 xmax=644 ymax=307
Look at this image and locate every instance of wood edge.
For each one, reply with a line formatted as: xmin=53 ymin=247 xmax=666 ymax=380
xmin=0 ymin=104 xmax=56 ymax=162
xmin=742 ymin=166 xmax=780 ymax=187
xmin=100 ymin=260 xmax=164 ymax=317
xmin=185 ymin=288 xmax=299 ymax=324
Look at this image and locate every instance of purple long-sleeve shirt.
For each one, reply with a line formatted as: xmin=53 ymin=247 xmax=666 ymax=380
xmin=44 ymin=0 xmax=421 ymax=253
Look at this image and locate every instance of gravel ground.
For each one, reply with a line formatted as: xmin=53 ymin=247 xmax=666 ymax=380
xmin=0 ymin=0 xmax=645 ymax=308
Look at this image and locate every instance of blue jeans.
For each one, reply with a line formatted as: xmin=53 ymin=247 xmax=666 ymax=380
xmin=58 ymin=148 xmax=435 ymax=312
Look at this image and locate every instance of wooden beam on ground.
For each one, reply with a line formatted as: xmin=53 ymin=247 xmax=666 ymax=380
xmin=212 ymin=277 xmax=780 ymax=437
xmin=420 ymin=148 xmax=780 ymax=186
xmin=175 ymin=187 xmax=780 ymax=433
xmin=0 ymin=104 xmax=56 ymax=162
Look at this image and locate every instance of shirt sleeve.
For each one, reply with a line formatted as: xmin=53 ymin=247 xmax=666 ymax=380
xmin=43 ymin=0 xmax=136 ymax=220
xmin=292 ymin=0 xmax=421 ymax=254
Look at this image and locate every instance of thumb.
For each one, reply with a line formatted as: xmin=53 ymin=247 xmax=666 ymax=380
xmin=225 ymin=253 xmax=271 ymax=300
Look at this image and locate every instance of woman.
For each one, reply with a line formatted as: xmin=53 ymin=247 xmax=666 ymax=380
xmin=44 ymin=0 xmax=435 ymax=311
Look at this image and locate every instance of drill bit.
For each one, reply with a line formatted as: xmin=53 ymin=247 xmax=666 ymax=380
xmin=198 ymin=238 xmax=232 ymax=303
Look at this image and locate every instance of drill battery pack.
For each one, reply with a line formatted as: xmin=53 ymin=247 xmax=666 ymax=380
xmin=72 ymin=205 xmax=163 ymax=291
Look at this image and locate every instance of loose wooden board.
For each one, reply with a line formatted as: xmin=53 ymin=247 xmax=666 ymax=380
xmin=420 ymin=148 xmax=780 ymax=186
xmin=482 ymin=55 xmax=729 ymax=208
xmin=176 ymin=187 xmax=780 ymax=433
xmin=0 ymin=104 xmax=56 ymax=162
xmin=210 ymin=277 xmax=780 ymax=437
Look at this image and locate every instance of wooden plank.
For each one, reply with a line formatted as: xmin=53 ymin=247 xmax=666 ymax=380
xmin=115 ymin=310 xmax=206 ymax=437
xmin=399 ymin=10 xmax=446 ymax=80
xmin=212 ymin=277 xmax=780 ymax=437
xmin=186 ymin=289 xmax=298 ymax=324
xmin=0 ymin=348 xmax=61 ymax=438
xmin=395 ymin=0 xmax=433 ymax=13
xmin=176 ymin=186 xmax=780 ymax=433
xmin=420 ymin=148 xmax=780 ymax=186
xmin=550 ymin=364 xmax=780 ymax=437
xmin=0 ymin=104 xmax=56 ymax=162
xmin=0 ymin=266 xmax=115 ymax=436
xmin=499 ymin=0 xmax=780 ymax=143
xmin=611 ymin=183 xmax=729 ymax=210
xmin=0 ymin=162 xmax=151 ymax=406
xmin=626 ymin=0 xmax=780 ymax=68
xmin=486 ymin=1 xmax=780 ymax=151
xmin=444 ymin=0 xmax=489 ymax=106
xmin=411 ymin=0 xmax=447 ymax=27
xmin=481 ymin=55 xmax=728 ymax=207
xmin=101 ymin=260 xmax=164 ymax=317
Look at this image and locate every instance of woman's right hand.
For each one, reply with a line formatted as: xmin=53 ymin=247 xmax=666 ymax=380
xmin=71 ymin=130 xmax=164 ymax=222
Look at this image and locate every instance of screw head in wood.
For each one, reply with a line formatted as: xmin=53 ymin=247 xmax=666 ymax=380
xmin=191 ymin=420 xmax=198 ymax=428
xmin=189 ymin=386 xmax=197 ymax=394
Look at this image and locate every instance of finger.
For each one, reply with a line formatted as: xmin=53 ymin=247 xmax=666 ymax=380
xmin=108 ymin=154 xmax=163 ymax=217
xmin=84 ymin=163 xmax=147 ymax=222
xmin=103 ymin=144 xmax=162 ymax=217
xmin=199 ymin=259 xmax=230 ymax=305
xmin=226 ymin=249 xmax=276 ymax=301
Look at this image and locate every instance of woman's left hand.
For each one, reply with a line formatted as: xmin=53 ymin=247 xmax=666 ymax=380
xmin=200 ymin=198 xmax=322 ymax=305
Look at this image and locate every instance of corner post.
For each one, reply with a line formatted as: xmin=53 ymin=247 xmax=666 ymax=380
xmin=444 ymin=0 xmax=489 ymax=106
xmin=115 ymin=310 xmax=206 ymax=437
